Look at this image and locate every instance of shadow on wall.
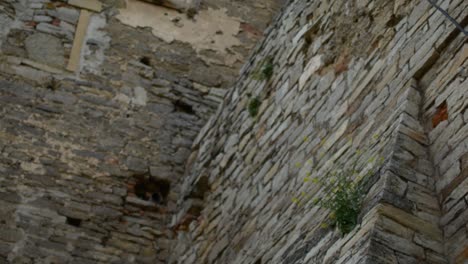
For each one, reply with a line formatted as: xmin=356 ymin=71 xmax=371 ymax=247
xmin=128 ymin=174 xmax=171 ymax=205
xmin=139 ymin=0 xmax=200 ymax=12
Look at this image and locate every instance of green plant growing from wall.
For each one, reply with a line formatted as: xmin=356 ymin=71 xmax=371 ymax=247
xmin=294 ymin=154 xmax=383 ymax=234
xmin=313 ymin=168 xmax=369 ymax=234
xmin=251 ymin=57 xmax=274 ymax=81
xmin=248 ymin=97 xmax=261 ymax=117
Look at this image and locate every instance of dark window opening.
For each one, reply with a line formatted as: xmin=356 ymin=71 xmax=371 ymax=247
xmin=66 ymin=217 xmax=82 ymax=227
xmin=140 ymin=56 xmax=152 ymax=67
xmin=134 ymin=177 xmax=171 ymax=205
xmin=174 ymin=100 xmax=195 ymax=115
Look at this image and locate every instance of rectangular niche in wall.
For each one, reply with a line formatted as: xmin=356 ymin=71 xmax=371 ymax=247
xmin=66 ymin=216 xmax=83 ymax=227
xmin=132 ymin=176 xmax=171 ymax=205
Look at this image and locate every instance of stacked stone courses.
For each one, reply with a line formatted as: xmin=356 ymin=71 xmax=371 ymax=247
xmin=174 ymin=0 xmax=468 ymax=263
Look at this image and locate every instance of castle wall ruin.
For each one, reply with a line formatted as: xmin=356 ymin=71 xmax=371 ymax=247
xmin=0 ymin=0 xmax=467 ymax=263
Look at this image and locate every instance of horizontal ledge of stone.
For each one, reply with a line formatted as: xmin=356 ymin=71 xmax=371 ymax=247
xmin=126 ymin=196 xmax=156 ymax=207
xmin=3 ymin=55 xmax=66 ymax=75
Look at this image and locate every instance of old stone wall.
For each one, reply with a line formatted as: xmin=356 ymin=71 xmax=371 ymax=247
xmin=173 ymin=0 xmax=467 ymax=263
xmin=0 ymin=0 xmax=283 ymax=262
xmin=0 ymin=0 xmax=467 ymax=262
xmin=422 ymin=37 xmax=467 ymax=263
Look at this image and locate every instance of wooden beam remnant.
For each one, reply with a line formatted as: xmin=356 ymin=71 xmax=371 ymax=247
xmin=66 ymin=9 xmax=91 ymax=72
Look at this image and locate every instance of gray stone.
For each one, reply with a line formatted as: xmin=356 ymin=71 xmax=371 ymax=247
xmin=30 ymin=3 xmax=43 ymax=8
xmin=33 ymin=15 xmax=52 ymax=22
xmin=60 ymin=21 xmax=76 ymax=33
xmin=36 ymin=23 xmax=73 ymax=40
xmin=149 ymin=165 xmax=173 ymax=179
xmin=92 ymin=206 xmax=122 ymax=218
xmin=45 ymin=91 xmax=77 ymax=105
xmin=125 ymin=156 xmax=148 ymax=172
xmin=147 ymin=103 xmax=174 ymax=114
xmin=439 ymin=142 xmax=467 ymax=175
xmin=56 ymin=7 xmax=79 ymax=24
xmin=24 ymin=33 xmax=65 ymax=68
xmin=0 ymin=15 xmax=13 ymax=49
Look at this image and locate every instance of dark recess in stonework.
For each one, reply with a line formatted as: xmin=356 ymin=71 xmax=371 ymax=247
xmin=66 ymin=217 xmax=82 ymax=227
xmin=134 ymin=177 xmax=171 ymax=205
xmin=185 ymin=175 xmax=210 ymax=200
xmin=139 ymin=56 xmax=152 ymax=66
xmin=174 ymin=99 xmax=195 ymax=115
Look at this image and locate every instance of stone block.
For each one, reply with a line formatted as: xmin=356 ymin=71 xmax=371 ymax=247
xmin=125 ymin=156 xmax=148 ymax=173
xmin=36 ymin=23 xmax=73 ymax=40
xmin=24 ymin=33 xmax=65 ymax=67
xmin=33 ymin=15 xmax=52 ymax=22
xmin=56 ymin=7 xmax=80 ymax=24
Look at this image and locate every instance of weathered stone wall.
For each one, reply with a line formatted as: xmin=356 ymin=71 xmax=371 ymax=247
xmin=422 ymin=39 xmax=468 ymax=263
xmin=0 ymin=0 xmax=467 ymax=262
xmin=0 ymin=0 xmax=283 ymax=262
xmin=173 ymin=0 xmax=467 ymax=263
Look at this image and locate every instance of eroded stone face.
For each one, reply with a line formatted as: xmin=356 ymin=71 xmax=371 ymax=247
xmin=25 ymin=33 xmax=65 ymax=67
xmin=116 ymin=0 xmax=243 ymax=66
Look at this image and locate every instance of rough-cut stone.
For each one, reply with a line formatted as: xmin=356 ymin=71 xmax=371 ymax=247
xmin=56 ymin=7 xmax=80 ymax=24
xmin=24 ymin=33 xmax=65 ymax=67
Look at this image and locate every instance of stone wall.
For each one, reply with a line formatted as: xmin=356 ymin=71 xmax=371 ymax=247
xmin=422 ymin=38 xmax=468 ymax=263
xmin=0 ymin=0 xmax=282 ymax=262
xmin=173 ymin=0 xmax=467 ymax=263
xmin=0 ymin=0 xmax=467 ymax=262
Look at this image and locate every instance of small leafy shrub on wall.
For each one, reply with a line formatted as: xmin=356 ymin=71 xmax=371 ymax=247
xmin=251 ymin=57 xmax=274 ymax=81
xmin=294 ymin=156 xmax=383 ymax=234
xmin=312 ymin=168 xmax=371 ymax=234
xmin=248 ymin=97 xmax=261 ymax=117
